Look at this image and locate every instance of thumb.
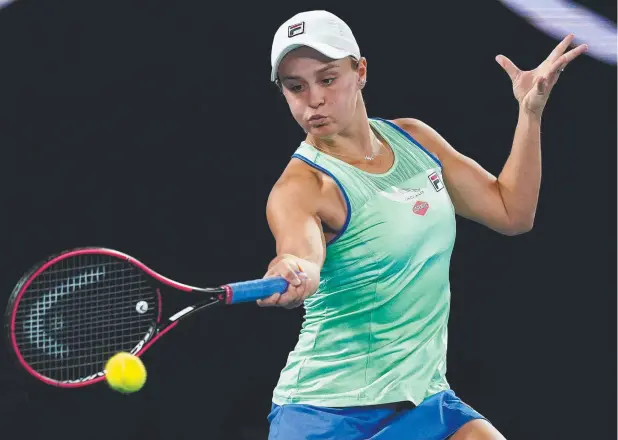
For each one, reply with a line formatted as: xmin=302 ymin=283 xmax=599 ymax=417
xmin=281 ymin=266 xmax=302 ymax=287
xmin=495 ymin=55 xmax=520 ymax=82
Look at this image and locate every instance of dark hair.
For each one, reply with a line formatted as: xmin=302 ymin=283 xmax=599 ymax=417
xmin=274 ymin=56 xmax=360 ymax=91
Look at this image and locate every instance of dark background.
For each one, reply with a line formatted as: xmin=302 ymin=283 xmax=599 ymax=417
xmin=0 ymin=1 xmax=615 ymax=439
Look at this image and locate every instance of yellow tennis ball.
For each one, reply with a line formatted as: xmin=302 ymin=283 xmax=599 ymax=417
xmin=104 ymin=352 xmax=147 ymax=394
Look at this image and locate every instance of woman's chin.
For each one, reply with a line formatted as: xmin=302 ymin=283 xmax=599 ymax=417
xmin=307 ymin=122 xmax=338 ymax=138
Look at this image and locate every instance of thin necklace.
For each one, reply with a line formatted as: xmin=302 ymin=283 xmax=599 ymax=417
xmin=310 ymin=130 xmax=385 ymax=161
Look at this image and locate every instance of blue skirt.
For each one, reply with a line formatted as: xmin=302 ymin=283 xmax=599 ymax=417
xmin=267 ymin=390 xmax=487 ymax=440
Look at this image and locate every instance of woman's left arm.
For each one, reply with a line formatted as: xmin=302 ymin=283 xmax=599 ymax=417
xmin=396 ymin=34 xmax=588 ymax=236
xmin=396 ymin=114 xmax=540 ymax=235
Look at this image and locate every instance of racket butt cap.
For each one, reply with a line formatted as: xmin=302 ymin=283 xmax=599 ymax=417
xmin=222 ymin=285 xmax=233 ymax=304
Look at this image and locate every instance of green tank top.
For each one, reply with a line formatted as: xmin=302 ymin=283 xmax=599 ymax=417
xmin=272 ymin=118 xmax=457 ymax=407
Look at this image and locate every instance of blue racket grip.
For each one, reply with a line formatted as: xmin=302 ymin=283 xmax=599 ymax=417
xmin=224 ymin=275 xmax=301 ymax=305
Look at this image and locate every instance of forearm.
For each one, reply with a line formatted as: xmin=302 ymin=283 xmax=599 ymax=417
xmin=496 ymin=108 xmax=542 ymax=231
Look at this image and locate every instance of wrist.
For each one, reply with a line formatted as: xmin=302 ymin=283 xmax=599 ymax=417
xmin=519 ymin=103 xmax=544 ymax=122
xmin=269 ymin=253 xmax=320 ymax=279
xmin=519 ymin=105 xmax=543 ymax=124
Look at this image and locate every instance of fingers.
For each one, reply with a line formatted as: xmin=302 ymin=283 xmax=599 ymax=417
xmin=549 ymin=42 xmax=588 ymax=73
xmin=256 ymin=292 xmax=282 ymax=307
xmin=495 ymin=55 xmax=520 ymax=81
xmin=547 ymin=33 xmax=576 ymax=62
xmin=499 ymin=34 xmax=587 ymax=82
xmin=546 ymin=33 xmax=588 ymax=73
xmin=262 ymin=263 xmax=301 ymax=285
xmin=275 ymin=270 xmax=307 ymax=309
xmin=282 ymin=266 xmax=303 ymax=287
xmin=256 ymin=282 xmax=306 ymax=309
xmin=548 ymin=34 xmax=588 ymax=64
xmin=257 ymin=259 xmax=308 ymax=309
xmin=540 ymin=40 xmax=588 ymax=91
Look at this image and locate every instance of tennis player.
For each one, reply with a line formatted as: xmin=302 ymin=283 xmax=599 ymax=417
xmin=259 ymin=10 xmax=587 ymax=440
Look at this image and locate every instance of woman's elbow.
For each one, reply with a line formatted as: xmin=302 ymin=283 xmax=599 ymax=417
xmin=503 ymin=216 xmax=535 ymax=236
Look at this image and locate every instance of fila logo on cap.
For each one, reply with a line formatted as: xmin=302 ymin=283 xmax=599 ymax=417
xmin=288 ymin=21 xmax=305 ymax=38
xmin=428 ymin=171 xmax=444 ymax=192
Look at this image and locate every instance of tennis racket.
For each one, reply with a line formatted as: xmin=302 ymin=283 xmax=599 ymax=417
xmin=4 ymin=247 xmax=294 ymax=388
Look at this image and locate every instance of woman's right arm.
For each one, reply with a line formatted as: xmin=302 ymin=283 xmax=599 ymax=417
xmin=257 ymin=166 xmax=326 ymax=309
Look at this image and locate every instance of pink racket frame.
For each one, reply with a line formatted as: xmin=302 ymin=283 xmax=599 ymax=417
xmin=9 ymin=247 xmax=200 ymax=388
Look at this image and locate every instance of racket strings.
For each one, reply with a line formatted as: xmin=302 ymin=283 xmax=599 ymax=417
xmin=16 ymin=312 xmax=154 ymax=348
xmin=15 ymin=271 xmax=147 ymax=305
xmin=12 ymin=254 xmax=159 ymax=382
xmin=15 ymin=287 xmax=156 ymax=323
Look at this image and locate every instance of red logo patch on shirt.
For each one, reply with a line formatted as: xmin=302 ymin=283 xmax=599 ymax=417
xmin=413 ymin=201 xmax=429 ymax=216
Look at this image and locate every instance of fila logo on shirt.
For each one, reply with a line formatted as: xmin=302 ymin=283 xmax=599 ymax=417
xmin=288 ymin=22 xmax=305 ymax=38
xmin=428 ymin=171 xmax=444 ymax=192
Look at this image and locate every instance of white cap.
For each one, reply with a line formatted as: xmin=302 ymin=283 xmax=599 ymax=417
xmin=270 ymin=10 xmax=361 ymax=82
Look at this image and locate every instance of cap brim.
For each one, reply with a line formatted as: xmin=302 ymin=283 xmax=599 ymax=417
xmin=270 ymin=41 xmax=356 ymax=82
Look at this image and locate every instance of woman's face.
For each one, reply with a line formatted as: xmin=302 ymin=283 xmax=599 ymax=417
xmin=277 ymin=47 xmax=366 ymax=139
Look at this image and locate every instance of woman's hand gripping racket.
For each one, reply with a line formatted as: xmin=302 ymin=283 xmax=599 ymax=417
xmin=4 ymin=247 xmax=297 ymax=388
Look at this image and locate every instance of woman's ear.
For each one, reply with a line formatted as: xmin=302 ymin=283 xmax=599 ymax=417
xmin=357 ymin=57 xmax=368 ymax=89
